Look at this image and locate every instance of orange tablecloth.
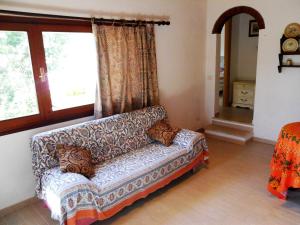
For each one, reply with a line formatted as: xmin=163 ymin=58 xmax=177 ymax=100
xmin=268 ymin=122 xmax=300 ymax=199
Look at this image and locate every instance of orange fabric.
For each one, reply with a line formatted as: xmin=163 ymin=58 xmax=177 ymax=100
xmin=65 ymin=152 xmax=207 ymax=225
xmin=267 ymin=122 xmax=300 ymax=199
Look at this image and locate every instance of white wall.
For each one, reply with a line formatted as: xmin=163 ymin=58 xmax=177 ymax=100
xmin=0 ymin=117 xmax=93 ymax=209
xmin=220 ymin=29 xmax=224 ymax=57
xmin=0 ymin=0 xmax=207 ymax=209
xmin=229 ymin=14 xmax=240 ymax=102
xmin=205 ymin=0 xmax=300 ymax=141
xmin=230 ymin=15 xmax=240 ymax=83
xmin=234 ymin=13 xmax=258 ymax=81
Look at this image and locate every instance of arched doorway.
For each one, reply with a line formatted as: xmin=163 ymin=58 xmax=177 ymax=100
xmin=212 ymin=6 xmax=265 ymax=124
xmin=212 ymin=6 xmax=265 ymax=34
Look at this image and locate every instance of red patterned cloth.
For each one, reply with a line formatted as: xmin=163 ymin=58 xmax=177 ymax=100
xmin=268 ymin=122 xmax=300 ymax=199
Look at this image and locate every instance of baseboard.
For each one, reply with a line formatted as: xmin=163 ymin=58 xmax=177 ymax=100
xmin=253 ymin=137 xmax=276 ymax=145
xmin=0 ymin=197 xmax=39 ymax=218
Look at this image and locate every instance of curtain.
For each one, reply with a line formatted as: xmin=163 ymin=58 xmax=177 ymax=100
xmin=92 ymin=24 xmax=159 ymax=118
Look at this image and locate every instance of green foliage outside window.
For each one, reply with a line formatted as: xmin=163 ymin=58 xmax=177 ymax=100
xmin=0 ymin=31 xmax=38 ymax=120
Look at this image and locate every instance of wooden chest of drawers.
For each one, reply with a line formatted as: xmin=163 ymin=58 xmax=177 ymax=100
xmin=232 ymin=81 xmax=255 ymax=109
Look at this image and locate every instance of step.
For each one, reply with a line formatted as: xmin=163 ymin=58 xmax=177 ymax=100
xmin=205 ymin=124 xmax=253 ymax=145
xmin=212 ymin=117 xmax=253 ymax=131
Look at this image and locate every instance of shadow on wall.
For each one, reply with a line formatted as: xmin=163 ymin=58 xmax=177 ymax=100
xmin=159 ymin=86 xmax=203 ymax=131
xmin=0 ymin=1 xmax=170 ymax=20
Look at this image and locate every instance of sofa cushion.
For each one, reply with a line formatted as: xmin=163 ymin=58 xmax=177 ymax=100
xmin=57 ymin=144 xmax=95 ymax=178
xmin=147 ymin=120 xmax=180 ymax=146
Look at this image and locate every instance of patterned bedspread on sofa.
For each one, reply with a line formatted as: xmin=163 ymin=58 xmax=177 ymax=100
xmin=42 ymin=130 xmax=208 ymax=224
xmin=31 ymin=106 xmax=208 ymax=225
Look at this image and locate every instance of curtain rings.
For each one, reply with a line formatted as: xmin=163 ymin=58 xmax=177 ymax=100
xmin=138 ymin=20 xmax=142 ymax=27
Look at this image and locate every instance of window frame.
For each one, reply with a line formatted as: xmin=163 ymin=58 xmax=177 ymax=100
xmin=0 ymin=16 xmax=94 ymax=135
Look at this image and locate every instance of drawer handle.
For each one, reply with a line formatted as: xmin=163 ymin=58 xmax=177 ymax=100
xmin=240 ymin=98 xmax=248 ymax=102
xmin=241 ymin=91 xmax=248 ymax=95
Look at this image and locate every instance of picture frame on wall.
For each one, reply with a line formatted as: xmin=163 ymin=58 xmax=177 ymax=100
xmin=249 ymin=20 xmax=259 ymax=37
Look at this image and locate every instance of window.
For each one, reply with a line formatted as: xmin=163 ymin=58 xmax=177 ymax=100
xmin=0 ymin=31 xmax=39 ymax=120
xmin=43 ymin=32 xmax=97 ymax=111
xmin=0 ymin=17 xmax=97 ymax=135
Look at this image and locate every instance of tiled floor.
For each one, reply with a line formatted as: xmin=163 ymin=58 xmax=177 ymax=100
xmin=215 ymin=106 xmax=253 ymax=124
xmin=1 ymin=138 xmax=300 ymax=225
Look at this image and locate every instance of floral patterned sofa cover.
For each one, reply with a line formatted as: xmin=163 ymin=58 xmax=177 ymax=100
xmin=31 ymin=105 xmax=208 ymax=225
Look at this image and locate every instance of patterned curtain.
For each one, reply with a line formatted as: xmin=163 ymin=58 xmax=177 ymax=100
xmin=92 ymin=24 xmax=159 ymax=118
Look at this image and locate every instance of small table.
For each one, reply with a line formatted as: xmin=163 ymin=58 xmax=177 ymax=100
xmin=268 ymin=122 xmax=300 ymax=199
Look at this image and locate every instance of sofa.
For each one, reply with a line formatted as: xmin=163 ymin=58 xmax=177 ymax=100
xmin=31 ymin=105 xmax=208 ymax=225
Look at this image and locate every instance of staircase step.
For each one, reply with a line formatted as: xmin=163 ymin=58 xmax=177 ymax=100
xmin=212 ymin=117 xmax=253 ymax=131
xmin=205 ymin=124 xmax=253 ymax=145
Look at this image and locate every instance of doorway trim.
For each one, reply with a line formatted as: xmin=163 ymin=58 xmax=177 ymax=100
xmin=223 ymin=19 xmax=232 ymax=107
xmin=212 ymin=6 xmax=265 ymax=34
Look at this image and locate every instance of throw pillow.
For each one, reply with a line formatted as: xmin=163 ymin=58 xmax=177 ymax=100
xmin=56 ymin=144 xmax=95 ymax=178
xmin=147 ymin=120 xmax=181 ymax=146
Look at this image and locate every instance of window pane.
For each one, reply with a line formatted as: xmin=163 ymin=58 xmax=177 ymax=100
xmin=0 ymin=31 xmax=39 ymax=121
xmin=43 ymin=32 xmax=97 ymax=111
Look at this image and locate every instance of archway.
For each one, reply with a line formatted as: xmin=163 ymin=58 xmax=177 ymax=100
xmin=212 ymin=6 xmax=265 ymax=34
xmin=212 ymin=6 xmax=265 ymax=125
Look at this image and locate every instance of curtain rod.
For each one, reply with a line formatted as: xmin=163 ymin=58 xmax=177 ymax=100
xmin=0 ymin=9 xmax=170 ymax=26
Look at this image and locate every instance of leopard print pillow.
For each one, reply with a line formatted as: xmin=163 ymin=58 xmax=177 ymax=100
xmin=56 ymin=144 xmax=95 ymax=178
xmin=147 ymin=120 xmax=181 ymax=146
